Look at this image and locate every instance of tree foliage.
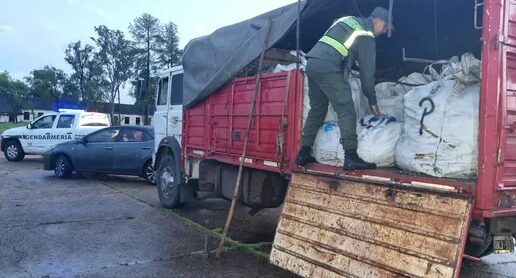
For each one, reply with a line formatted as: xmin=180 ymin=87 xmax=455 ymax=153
xmin=64 ymin=40 xmax=105 ymax=105
xmin=25 ymin=66 xmax=70 ymax=107
xmin=129 ymin=13 xmax=162 ymax=124
xmin=155 ymin=22 xmax=182 ymax=69
xmin=92 ymin=25 xmax=134 ymax=123
xmin=0 ymin=71 xmax=30 ymax=114
xmin=2 ymin=13 xmax=182 ymax=125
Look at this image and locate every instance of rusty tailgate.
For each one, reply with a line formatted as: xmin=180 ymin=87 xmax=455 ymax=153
xmin=270 ymin=173 xmax=473 ymax=278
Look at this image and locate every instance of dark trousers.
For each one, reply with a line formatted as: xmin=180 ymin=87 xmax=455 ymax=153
xmin=301 ymin=58 xmax=357 ymax=150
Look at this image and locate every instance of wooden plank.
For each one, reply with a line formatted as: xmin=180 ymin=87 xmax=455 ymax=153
xmin=286 ymin=185 xmax=464 ymax=239
xmin=291 ymin=174 xmax=469 ymax=217
xmin=271 ymin=173 xmax=473 ymax=278
xmin=282 ymin=203 xmax=458 ymax=262
xmin=274 ymin=233 xmax=408 ymax=277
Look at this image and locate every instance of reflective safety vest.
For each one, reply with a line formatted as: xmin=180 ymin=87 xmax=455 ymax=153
xmin=319 ymin=16 xmax=375 ymax=57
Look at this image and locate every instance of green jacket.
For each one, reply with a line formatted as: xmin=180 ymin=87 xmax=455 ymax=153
xmin=306 ymin=17 xmax=377 ymax=106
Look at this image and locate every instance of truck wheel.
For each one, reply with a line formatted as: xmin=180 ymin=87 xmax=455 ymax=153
xmin=142 ymin=160 xmax=156 ymax=185
xmin=4 ymin=141 xmax=25 ymax=162
xmin=156 ymin=152 xmax=181 ymax=208
xmin=54 ymin=154 xmax=73 ymax=178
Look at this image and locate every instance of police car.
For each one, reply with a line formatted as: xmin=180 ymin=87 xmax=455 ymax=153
xmin=1 ymin=109 xmax=110 ymax=162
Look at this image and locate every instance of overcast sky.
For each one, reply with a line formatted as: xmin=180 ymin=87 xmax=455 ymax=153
xmin=0 ymin=0 xmax=296 ymax=103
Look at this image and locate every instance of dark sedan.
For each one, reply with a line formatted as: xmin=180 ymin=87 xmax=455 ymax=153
xmin=43 ymin=126 xmax=156 ymax=184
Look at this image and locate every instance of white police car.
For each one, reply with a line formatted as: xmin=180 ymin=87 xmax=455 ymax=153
xmin=1 ymin=109 xmax=110 ymax=161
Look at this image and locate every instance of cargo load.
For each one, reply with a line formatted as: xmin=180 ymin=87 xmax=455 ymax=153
xmin=357 ymin=115 xmax=403 ymax=167
xmin=396 ymin=53 xmax=481 ymax=178
xmin=305 ymin=71 xmax=430 ymax=168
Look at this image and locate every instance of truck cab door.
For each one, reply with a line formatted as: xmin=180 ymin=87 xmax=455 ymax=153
xmin=168 ymin=72 xmax=183 ymax=142
xmin=154 ymin=75 xmax=170 ymax=151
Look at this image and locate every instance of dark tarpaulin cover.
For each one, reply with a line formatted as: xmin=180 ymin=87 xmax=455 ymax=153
xmin=181 ymin=1 xmax=309 ymax=109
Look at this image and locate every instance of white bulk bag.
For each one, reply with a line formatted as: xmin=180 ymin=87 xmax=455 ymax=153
xmin=395 ymin=80 xmax=480 ymax=178
xmin=312 ymin=122 xmax=345 ymax=167
xmin=374 ymin=82 xmax=405 ymax=121
xmin=374 ymin=73 xmax=432 ymax=121
xmin=357 ymin=115 xmax=403 ymax=167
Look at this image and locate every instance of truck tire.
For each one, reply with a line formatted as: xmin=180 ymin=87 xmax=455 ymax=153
xmin=4 ymin=140 xmax=25 ymax=162
xmin=54 ymin=154 xmax=73 ymax=178
xmin=156 ymin=151 xmax=181 ymax=208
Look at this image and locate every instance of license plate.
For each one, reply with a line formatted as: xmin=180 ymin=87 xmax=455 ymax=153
xmin=494 ymin=235 xmax=515 ymax=254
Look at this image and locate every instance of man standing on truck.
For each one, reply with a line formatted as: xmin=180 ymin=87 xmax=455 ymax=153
xmin=297 ymin=7 xmax=394 ymax=170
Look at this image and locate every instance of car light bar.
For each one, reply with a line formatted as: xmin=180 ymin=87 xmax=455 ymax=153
xmin=58 ymin=108 xmax=85 ymax=113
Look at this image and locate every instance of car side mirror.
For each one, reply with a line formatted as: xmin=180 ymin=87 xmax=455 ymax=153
xmin=79 ymin=138 xmax=88 ymax=144
xmin=27 ymin=124 xmax=32 ymax=129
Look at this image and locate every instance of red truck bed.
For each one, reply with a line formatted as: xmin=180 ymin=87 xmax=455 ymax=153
xmin=183 ymin=71 xmax=478 ymax=198
xmin=184 ymin=64 xmax=516 ymax=221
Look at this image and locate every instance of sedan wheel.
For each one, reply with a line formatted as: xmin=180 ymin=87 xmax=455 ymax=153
xmin=54 ymin=154 xmax=73 ymax=178
xmin=144 ymin=163 xmax=156 ymax=185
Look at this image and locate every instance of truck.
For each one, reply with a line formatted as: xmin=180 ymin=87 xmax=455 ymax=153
xmin=1 ymin=109 xmax=110 ymax=161
xmin=152 ymin=0 xmax=516 ymax=276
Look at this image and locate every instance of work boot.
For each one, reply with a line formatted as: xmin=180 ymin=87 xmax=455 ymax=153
xmin=344 ymin=149 xmax=376 ymax=170
xmin=296 ymin=146 xmax=316 ymax=166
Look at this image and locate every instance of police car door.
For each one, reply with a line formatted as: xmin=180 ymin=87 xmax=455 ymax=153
xmin=53 ymin=114 xmax=76 ymax=147
xmin=28 ymin=114 xmax=57 ymax=154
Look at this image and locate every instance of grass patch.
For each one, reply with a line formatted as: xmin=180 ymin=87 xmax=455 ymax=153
xmin=99 ymin=181 xmax=273 ymax=262
xmin=0 ymin=122 xmax=26 ymax=134
xmin=159 ymin=207 xmax=271 ymax=261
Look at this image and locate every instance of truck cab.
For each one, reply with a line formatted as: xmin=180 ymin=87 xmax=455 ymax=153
xmin=153 ymin=66 xmax=183 ymax=155
xmin=1 ymin=109 xmax=110 ymax=161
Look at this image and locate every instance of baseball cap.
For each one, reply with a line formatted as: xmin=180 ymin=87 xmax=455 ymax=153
xmin=370 ymin=7 xmax=395 ymax=31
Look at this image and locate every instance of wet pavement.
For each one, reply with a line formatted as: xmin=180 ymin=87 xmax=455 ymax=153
xmin=0 ymin=155 xmax=515 ymax=277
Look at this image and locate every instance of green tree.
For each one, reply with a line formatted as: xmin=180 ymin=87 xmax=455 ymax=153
xmin=155 ymin=22 xmax=182 ymax=69
xmin=64 ymin=40 xmax=105 ymax=105
xmin=25 ymin=66 xmax=70 ymax=109
xmin=129 ymin=13 xmax=161 ymax=125
xmin=92 ymin=25 xmax=133 ymax=124
xmin=0 ymin=71 xmax=30 ymax=120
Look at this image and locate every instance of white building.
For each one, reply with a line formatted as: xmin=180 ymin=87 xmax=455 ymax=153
xmin=89 ymin=103 xmax=153 ymax=126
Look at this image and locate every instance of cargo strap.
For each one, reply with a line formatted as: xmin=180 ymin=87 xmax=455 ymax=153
xmin=319 ymin=16 xmax=375 ymax=57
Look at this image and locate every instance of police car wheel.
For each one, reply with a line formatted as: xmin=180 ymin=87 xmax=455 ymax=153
xmin=54 ymin=154 xmax=73 ymax=178
xmin=4 ymin=141 xmax=24 ymax=162
xmin=156 ymin=152 xmax=181 ymax=208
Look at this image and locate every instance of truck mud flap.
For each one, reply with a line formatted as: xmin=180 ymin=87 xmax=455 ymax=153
xmin=270 ymin=173 xmax=472 ymax=278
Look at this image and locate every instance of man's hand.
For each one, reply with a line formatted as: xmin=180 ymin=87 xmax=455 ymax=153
xmin=371 ymin=105 xmax=382 ymax=116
